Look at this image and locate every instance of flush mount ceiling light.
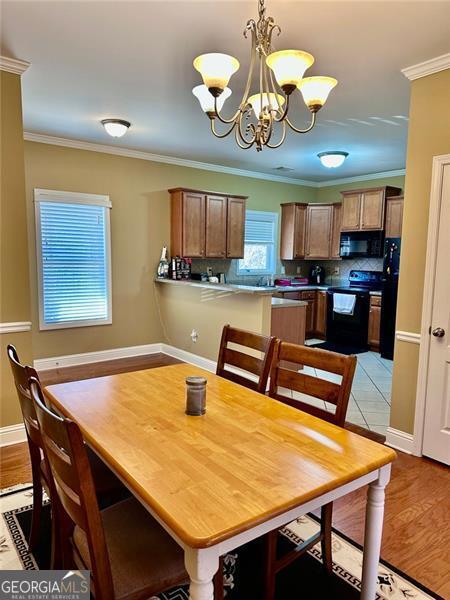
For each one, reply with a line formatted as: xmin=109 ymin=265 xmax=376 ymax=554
xmin=318 ymin=151 xmax=349 ymax=168
xmin=192 ymin=0 xmax=337 ymax=152
xmin=101 ymin=119 xmax=131 ymax=138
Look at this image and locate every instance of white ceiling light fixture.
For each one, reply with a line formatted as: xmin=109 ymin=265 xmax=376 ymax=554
xmin=101 ymin=119 xmax=131 ymax=138
xmin=192 ymin=0 xmax=338 ymax=152
xmin=318 ymin=151 xmax=349 ymax=168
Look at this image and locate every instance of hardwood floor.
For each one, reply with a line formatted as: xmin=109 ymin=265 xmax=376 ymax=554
xmin=2 ymin=352 xmax=449 ymax=597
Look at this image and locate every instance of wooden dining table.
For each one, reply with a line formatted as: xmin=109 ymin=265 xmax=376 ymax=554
xmin=44 ymin=362 xmax=396 ymax=600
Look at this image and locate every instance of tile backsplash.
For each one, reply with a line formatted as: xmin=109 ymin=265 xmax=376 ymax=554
xmin=191 ymin=257 xmax=383 ymax=286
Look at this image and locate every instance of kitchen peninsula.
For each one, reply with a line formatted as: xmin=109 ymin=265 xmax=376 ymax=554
xmin=155 ymin=279 xmax=308 ymax=361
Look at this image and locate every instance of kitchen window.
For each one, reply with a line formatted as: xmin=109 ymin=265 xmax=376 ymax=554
xmin=237 ymin=210 xmax=278 ymax=275
xmin=34 ymin=189 xmax=112 ymax=330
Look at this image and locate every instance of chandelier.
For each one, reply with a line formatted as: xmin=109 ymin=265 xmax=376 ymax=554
xmin=192 ymin=0 xmax=337 ymax=151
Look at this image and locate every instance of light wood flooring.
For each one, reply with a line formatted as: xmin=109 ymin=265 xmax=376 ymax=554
xmin=1 ymin=353 xmax=449 ymax=598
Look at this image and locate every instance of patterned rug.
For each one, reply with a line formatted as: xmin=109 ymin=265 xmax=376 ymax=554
xmin=0 ymin=483 xmax=442 ymax=600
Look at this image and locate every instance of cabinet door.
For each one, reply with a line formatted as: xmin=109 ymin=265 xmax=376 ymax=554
xmin=368 ymin=305 xmax=381 ymax=348
xmin=341 ymin=193 xmax=362 ymax=231
xmin=294 ymin=204 xmax=307 ymax=258
xmin=305 ymin=205 xmax=332 ymax=259
xmin=330 ymin=204 xmax=342 ymax=259
xmin=361 ymin=189 xmax=385 ymax=230
xmin=182 ymin=192 xmax=206 ymax=257
xmin=305 ymin=300 xmax=316 ymax=336
xmin=385 ymin=197 xmax=404 ymax=238
xmin=205 ymin=195 xmax=227 ymax=258
xmin=226 ymin=197 xmax=246 ymax=258
xmin=315 ymin=291 xmax=327 ymax=336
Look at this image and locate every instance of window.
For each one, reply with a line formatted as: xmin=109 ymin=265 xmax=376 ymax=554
xmin=237 ymin=210 xmax=278 ymax=275
xmin=34 ymin=189 xmax=112 ymax=330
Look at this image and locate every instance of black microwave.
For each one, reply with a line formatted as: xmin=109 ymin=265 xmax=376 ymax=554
xmin=340 ymin=231 xmax=384 ymax=258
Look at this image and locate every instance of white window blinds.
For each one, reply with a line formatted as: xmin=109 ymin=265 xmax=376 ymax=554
xmin=35 ymin=189 xmax=112 ymax=330
xmin=237 ymin=210 xmax=278 ymax=275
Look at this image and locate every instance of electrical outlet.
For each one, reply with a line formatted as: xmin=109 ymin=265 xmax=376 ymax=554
xmin=296 ymin=266 xmax=302 ymax=275
xmin=190 ymin=329 xmax=199 ymax=343
xmin=333 ymin=267 xmax=340 ymax=275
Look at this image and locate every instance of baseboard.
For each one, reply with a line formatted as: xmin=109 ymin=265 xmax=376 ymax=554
xmin=0 ymin=424 xmax=26 ymax=447
xmin=34 ymin=343 xmax=163 ymax=371
xmin=385 ymin=427 xmax=414 ymax=454
xmin=161 ymin=344 xmax=217 ymax=373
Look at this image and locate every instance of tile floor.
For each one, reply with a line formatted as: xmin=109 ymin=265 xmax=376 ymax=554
xmin=300 ymin=340 xmax=393 ymax=436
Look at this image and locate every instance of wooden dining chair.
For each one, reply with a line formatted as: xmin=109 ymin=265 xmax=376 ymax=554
xmin=7 ymin=344 xmax=58 ymax=560
xmin=216 ymin=324 xmax=276 ymax=393
xmin=7 ymin=345 xmax=129 ymax=565
xmin=264 ymin=341 xmax=357 ymax=599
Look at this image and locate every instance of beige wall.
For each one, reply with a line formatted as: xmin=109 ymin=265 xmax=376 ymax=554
xmin=1 ymin=70 xmax=33 ymax=428
xmin=315 ymin=175 xmax=405 ymax=204
xmin=24 ymin=141 xmax=314 ymax=362
xmin=157 ymin=283 xmax=272 ymax=361
xmin=390 ymin=68 xmax=450 ymax=434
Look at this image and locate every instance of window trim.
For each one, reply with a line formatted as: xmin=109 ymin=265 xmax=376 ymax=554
xmin=34 ymin=189 xmax=112 ymax=331
xmin=237 ymin=210 xmax=278 ymax=276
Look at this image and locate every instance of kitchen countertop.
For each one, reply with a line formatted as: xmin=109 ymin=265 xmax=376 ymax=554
xmin=369 ymin=291 xmax=382 ymax=296
xmin=155 ymin=279 xmax=332 ymax=295
xmin=271 ymin=298 xmax=308 ymax=308
xmin=274 ymin=285 xmax=330 ymax=292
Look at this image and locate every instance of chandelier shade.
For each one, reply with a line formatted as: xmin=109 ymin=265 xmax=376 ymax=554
xmin=192 ymin=0 xmax=338 ymax=151
xmin=297 ymin=76 xmax=338 ymax=112
xmin=193 ymin=85 xmax=232 ymax=114
xmin=266 ymin=50 xmax=314 ymax=91
xmin=247 ymin=93 xmax=285 ymax=118
xmin=193 ymin=53 xmax=240 ymax=94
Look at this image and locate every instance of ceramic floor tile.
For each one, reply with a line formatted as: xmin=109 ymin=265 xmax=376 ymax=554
xmin=315 ymin=369 xmax=342 ymax=384
xmin=347 ymin=413 xmax=367 ymax=426
xmin=355 ymin=400 xmax=390 ymax=413
xmin=292 ymin=392 xmax=326 ymax=409
xmin=367 ymin=425 xmax=388 ymax=435
xmin=299 ymin=366 xmax=316 ymax=376
xmin=363 ymin=412 xmax=390 ymax=426
xmin=352 ymin=389 xmax=386 ymax=401
xmin=351 ymin=381 xmax=379 ymax=391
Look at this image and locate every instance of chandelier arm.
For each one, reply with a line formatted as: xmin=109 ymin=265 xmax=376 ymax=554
xmin=210 ymin=119 xmax=238 ymax=139
xmin=266 ymin=68 xmax=289 ymax=123
xmin=236 ymin=114 xmax=257 ymax=146
xmin=266 ymin=120 xmax=287 ymax=149
xmin=285 ymin=110 xmax=317 ymax=134
xmin=214 ymin=25 xmax=257 ymax=125
xmin=234 ymin=122 xmax=255 ymax=149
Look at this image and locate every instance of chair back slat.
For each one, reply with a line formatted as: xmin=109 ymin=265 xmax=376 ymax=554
xmin=29 ymin=378 xmax=114 ymax=600
xmin=216 ymin=325 xmax=276 ymax=393
xmin=7 ymin=345 xmax=43 ymax=448
xmin=275 ymin=368 xmax=341 ymax=404
xmin=269 ymin=341 xmax=357 ymax=427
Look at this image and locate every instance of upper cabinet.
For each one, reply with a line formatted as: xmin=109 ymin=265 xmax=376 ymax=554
xmin=281 ymin=202 xmax=342 ymax=260
xmin=280 ymin=203 xmax=307 ymax=260
xmin=341 ymin=186 xmax=402 ymax=232
xmin=385 ymin=196 xmax=404 ymax=238
xmin=169 ymin=188 xmax=247 ymax=258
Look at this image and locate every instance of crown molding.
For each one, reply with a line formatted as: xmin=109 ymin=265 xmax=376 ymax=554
xmin=23 ymin=132 xmax=405 ymax=189
xmin=23 ymin=132 xmax=316 ymax=187
xmin=0 ymin=56 xmax=30 ymax=75
xmin=402 ymin=53 xmax=450 ymax=81
xmin=317 ymin=168 xmax=405 ymax=187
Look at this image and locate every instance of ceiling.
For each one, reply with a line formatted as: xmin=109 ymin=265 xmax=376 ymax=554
xmin=2 ymin=1 xmax=450 ymax=182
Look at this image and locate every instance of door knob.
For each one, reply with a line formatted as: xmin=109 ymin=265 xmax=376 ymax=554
xmin=432 ymin=327 xmax=445 ymax=338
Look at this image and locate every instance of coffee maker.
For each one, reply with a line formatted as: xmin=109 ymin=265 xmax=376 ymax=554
xmin=309 ymin=265 xmax=324 ymax=285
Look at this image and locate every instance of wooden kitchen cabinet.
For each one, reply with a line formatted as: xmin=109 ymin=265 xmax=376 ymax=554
xmin=368 ymin=295 xmax=382 ymax=350
xmin=341 ymin=186 xmax=402 ymax=232
xmin=226 ymin=197 xmax=246 ymax=257
xmin=299 ymin=290 xmax=316 ymax=336
xmin=385 ymin=196 xmax=404 ymax=238
xmin=315 ymin=290 xmax=328 ymax=338
xmin=305 ymin=205 xmax=332 ymax=259
xmin=330 ymin=203 xmax=342 ymax=259
xmin=205 ymin=195 xmax=227 ymax=258
xmin=169 ymin=188 xmax=247 ymax=258
xmin=280 ymin=203 xmax=308 ymax=259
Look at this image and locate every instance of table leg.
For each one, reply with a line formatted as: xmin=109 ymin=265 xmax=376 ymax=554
xmin=360 ymin=465 xmax=391 ymax=600
xmin=185 ymin=546 xmax=219 ymax=600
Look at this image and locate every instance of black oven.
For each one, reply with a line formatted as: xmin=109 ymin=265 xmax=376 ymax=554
xmin=340 ymin=231 xmax=384 ymax=258
xmin=326 ymin=289 xmax=371 ymax=349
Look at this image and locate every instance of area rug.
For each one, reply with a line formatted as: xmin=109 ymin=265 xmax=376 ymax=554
xmin=0 ymin=483 xmax=442 ymax=600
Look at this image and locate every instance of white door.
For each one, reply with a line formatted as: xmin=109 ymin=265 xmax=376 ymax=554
xmin=422 ymin=160 xmax=450 ymax=464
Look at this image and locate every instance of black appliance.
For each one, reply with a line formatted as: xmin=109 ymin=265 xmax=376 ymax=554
xmin=380 ymin=238 xmax=401 ymax=360
xmin=309 ymin=265 xmax=324 ymax=285
xmin=327 ymin=270 xmax=383 ymax=350
xmin=340 ymin=231 xmax=384 ymax=258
